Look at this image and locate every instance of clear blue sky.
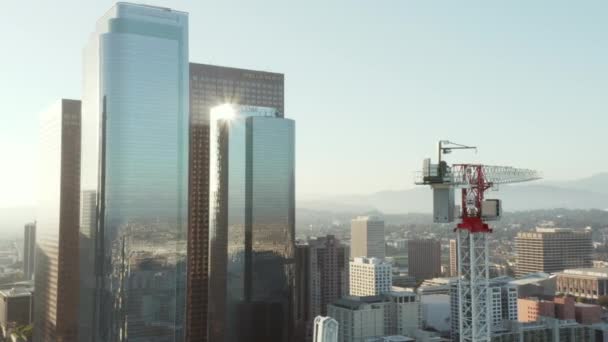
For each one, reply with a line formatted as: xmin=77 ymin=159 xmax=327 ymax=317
xmin=1 ymin=0 xmax=607 ymax=207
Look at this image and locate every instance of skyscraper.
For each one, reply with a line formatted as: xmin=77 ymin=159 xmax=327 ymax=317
xmin=208 ymin=104 xmax=295 ymax=342
xmin=79 ymin=4 xmax=189 ymax=341
xmin=187 ymin=63 xmax=284 ymax=342
xmin=295 ymin=235 xmax=349 ymax=340
xmin=349 ymin=257 xmax=392 ymax=296
xmin=449 ymin=239 xmax=458 ymax=277
xmin=23 ymin=223 xmax=35 ymax=280
xmin=35 ymin=99 xmax=81 ymax=342
xmin=350 ymin=216 xmax=385 ymax=259
xmin=515 ymin=227 xmax=592 ymax=277
xmin=407 ymin=239 xmax=441 ymax=281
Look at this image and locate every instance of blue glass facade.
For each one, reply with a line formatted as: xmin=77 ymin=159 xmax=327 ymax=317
xmin=79 ymin=4 xmax=188 ymax=341
xmin=208 ymin=105 xmax=295 ymax=342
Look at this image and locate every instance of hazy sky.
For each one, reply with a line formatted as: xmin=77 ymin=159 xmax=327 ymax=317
xmin=1 ymin=0 xmax=607 ymax=208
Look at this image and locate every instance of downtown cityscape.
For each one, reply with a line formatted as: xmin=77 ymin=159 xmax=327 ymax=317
xmin=1 ymin=2 xmax=608 ymax=342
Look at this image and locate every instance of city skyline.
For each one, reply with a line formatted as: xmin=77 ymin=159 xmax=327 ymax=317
xmin=2 ymin=0 xmax=608 ymax=208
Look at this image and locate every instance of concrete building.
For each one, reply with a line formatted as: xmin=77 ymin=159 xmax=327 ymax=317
xmin=23 ymin=223 xmax=35 ymax=281
xmin=515 ymin=227 xmax=592 ymax=277
xmin=313 ymin=316 xmax=339 ymax=342
xmin=350 ymin=257 xmax=392 ymax=296
xmin=490 ymin=317 xmax=593 ymax=341
xmin=449 ymin=239 xmax=458 ymax=277
xmin=556 ymin=267 xmax=608 ymax=302
xmin=450 ymin=277 xmax=518 ymax=340
xmin=0 ymin=288 xmax=33 ymax=338
xmin=207 ymin=104 xmax=295 ymax=342
xmin=187 ymin=63 xmax=284 ymax=342
xmin=296 ymin=235 xmax=349 ymax=341
xmin=517 ymin=295 xmax=601 ymax=325
xmin=34 ymin=99 xmax=81 ymax=342
xmin=407 ymin=239 xmax=441 ymax=281
xmin=508 ymin=272 xmax=557 ymax=298
xmin=328 ymin=291 xmax=420 ymax=342
xmin=351 ymin=216 xmax=385 ymax=259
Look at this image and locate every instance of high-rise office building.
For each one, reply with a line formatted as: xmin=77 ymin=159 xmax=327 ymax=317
xmin=350 ymin=216 xmax=385 ymax=259
xmin=349 ymin=257 xmax=392 ymax=296
xmin=23 ymin=223 xmax=36 ymax=280
xmin=34 ymin=99 xmax=81 ymax=342
xmin=79 ymin=4 xmax=189 ymax=341
xmin=313 ymin=316 xmax=339 ymax=342
xmin=208 ymin=104 xmax=295 ymax=342
xmin=187 ymin=63 xmax=284 ymax=342
xmin=449 ymin=239 xmax=458 ymax=277
xmin=407 ymin=239 xmax=441 ymax=281
xmin=515 ymin=228 xmax=592 ymax=277
xmin=295 ymin=235 xmax=349 ymax=341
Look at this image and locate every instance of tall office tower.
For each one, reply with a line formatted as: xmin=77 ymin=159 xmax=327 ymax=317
xmin=23 ymin=223 xmax=36 ymax=280
xmin=449 ymin=239 xmax=458 ymax=277
xmin=295 ymin=235 xmax=349 ymax=341
xmin=313 ymin=316 xmax=339 ymax=342
xmin=349 ymin=257 xmax=392 ymax=296
xmin=34 ymin=99 xmax=81 ymax=342
xmin=208 ymin=104 xmax=295 ymax=342
xmin=407 ymin=239 xmax=441 ymax=281
xmin=187 ymin=63 xmax=283 ymax=342
xmin=79 ymin=4 xmax=189 ymax=341
xmin=350 ymin=216 xmax=385 ymax=259
xmin=515 ymin=227 xmax=592 ymax=277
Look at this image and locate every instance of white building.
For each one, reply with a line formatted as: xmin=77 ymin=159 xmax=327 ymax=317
xmin=313 ymin=316 xmax=339 ymax=342
xmin=328 ymin=290 xmax=420 ymax=342
xmin=350 ymin=257 xmax=392 ymax=296
xmin=351 ymin=216 xmax=385 ymax=259
xmin=450 ymin=276 xmax=518 ymax=340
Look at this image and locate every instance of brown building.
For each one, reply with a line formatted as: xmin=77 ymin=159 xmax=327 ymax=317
xmin=449 ymin=239 xmax=458 ymax=277
xmin=34 ymin=99 xmax=81 ymax=341
xmin=408 ymin=239 xmax=441 ymax=281
xmin=186 ymin=63 xmax=284 ymax=341
xmin=296 ymin=235 xmax=349 ymax=341
xmin=515 ymin=227 xmax=592 ymax=277
xmin=556 ymin=267 xmax=608 ymax=302
xmin=518 ymin=295 xmax=601 ymax=325
xmin=350 ymin=216 xmax=385 ymax=259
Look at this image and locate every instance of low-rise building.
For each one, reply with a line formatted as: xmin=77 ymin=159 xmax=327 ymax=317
xmin=556 ymin=267 xmax=608 ymax=302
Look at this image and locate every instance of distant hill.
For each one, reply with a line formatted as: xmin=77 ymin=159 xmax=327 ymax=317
xmin=300 ymin=173 xmax=608 ymax=214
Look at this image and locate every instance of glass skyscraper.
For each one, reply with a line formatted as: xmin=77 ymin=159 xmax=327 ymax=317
xmin=208 ymin=104 xmax=295 ymax=342
xmin=79 ymin=3 xmax=189 ymax=341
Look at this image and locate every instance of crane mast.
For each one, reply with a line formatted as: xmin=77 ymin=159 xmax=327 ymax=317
xmin=415 ymin=141 xmax=540 ymax=342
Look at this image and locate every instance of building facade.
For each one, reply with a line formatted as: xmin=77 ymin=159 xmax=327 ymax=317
xmin=295 ymin=235 xmax=349 ymax=341
xmin=34 ymin=99 xmax=81 ymax=342
xmin=23 ymin=223 xmax=36 ymax=281
xmin=327 ymin=292 xmax=419 ymax=342
xmin=350 ymin=216 xmax=385 ymax=259
xmin=515 ymin=228 xmax=592 ymax=277
xmin=187 ymin=63 xmax=284 ymax=341
xmin=79 ymin=4 xmax=189 ymax=341
xmin=556 ymin=267 xmax=608 ymax=302
xmin=313 ymin=316 xmax=339 ymax=342
xmin=0 ymin=288 xmax=33 ymax=338
xmin=450 ymin=277 xmax=518 ymax=340
xmin=407 ymin=239 xmax=441 ymax=281
xmin=207 ymin=104 xmax=295 ymax=342
xmin=349 ymin=257 xmax=392 ymax=296
xmin=449 ymin=239 xmax=458 ymax=277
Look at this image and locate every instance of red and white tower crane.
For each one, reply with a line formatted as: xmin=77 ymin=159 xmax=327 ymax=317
xmin=416 ymin=140 xmax=541 ymax=342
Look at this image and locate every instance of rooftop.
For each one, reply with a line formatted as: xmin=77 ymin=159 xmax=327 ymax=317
xmin=0 ymin=287 xmax=32 ymax=298
xmin=561 ymin=267 xmax=608 ymax=278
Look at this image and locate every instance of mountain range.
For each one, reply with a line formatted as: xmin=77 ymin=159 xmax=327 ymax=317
xmin=299 ymin=173 xmax=608 ymax=214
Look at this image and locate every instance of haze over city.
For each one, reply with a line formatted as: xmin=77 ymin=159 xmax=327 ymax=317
xmin=1 ymin=0 xmax=608 ymax=209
